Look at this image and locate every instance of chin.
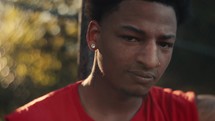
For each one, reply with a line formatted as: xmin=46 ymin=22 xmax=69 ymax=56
xmin=121 ymin=86 xmax=151 ymax=98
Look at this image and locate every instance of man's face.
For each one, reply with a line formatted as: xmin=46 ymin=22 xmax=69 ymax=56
xmin=94 ymin=0 xmax=177 ymax=96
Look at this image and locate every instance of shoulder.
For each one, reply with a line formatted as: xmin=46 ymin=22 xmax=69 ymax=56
xmin=196 ymin=94 xmax=215 ymax=121
xmin=150 ymin=86 xmax=196 ymax=103
xmin=149 ymin=86 xmax=199 ymax=121
xmin=150 ymin=86 xmax=197 ymax=109
xmin=16 ymin=82 xmax=78 ymax=111
xmin=5 ymin=82 xmax=81 ymax=121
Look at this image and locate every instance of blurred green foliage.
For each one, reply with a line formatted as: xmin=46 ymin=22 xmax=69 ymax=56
xmin=0 ymin=0 xmax=81 ymax=119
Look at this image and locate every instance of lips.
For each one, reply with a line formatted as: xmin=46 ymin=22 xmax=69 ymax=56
xmin=128 ymin=70 xmax=156 ymax=84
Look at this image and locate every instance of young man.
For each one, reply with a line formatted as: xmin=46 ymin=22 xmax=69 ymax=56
xmin=5 ymin=0 xmax=215 ymax=121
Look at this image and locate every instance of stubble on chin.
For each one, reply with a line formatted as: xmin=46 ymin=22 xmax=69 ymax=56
xmin=117 ymin=86 xmax=151 ymax=99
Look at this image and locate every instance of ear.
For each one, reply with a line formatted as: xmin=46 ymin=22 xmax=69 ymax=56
xmin=86 ymin=20 xmax=101 ymax=51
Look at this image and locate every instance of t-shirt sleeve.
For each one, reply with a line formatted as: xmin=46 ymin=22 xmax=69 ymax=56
xmin=5 ymin=82 xmax=82 ymax=121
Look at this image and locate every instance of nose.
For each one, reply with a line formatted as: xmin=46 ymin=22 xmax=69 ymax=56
xmin=136 ymin=41 xmax=160 ymax=69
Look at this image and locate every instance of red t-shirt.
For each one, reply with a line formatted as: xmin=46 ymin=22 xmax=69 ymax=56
xmin=5 ymin=81 xmax=199 ymax=121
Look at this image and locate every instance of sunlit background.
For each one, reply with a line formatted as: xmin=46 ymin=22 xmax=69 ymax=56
xmin=0 ymin=0 xmax=215 ymax=120
xmin=0 ymin=0 xmax=81 ymax=119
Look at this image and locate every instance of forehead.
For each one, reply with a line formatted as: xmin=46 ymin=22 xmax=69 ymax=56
xmin=118 ymin=0 xmax=175 ymax=19
xmin=100 ymin=0 xmax=177 ymax=33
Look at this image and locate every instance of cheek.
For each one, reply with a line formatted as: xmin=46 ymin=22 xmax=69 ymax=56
xmin=159 ymin=52 xmax=172 ymax=72
xmin=97 ymin=34 xmax=136 ymax=75
xmin=96 ymin=47 xmax=121 ymax=74
xmin=99 ymin=42 xmax=129 ymax=65
xmin=97 ymin=47 xmax=130 ymax=78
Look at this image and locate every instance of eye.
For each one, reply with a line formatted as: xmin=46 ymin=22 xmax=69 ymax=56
xmin=158 ymin=42 xmax=174 ymax=49
xmin=158 ymin=34 xmax=175 ymax=49
xmin=120 ymin=35 xmax=139 ymax=42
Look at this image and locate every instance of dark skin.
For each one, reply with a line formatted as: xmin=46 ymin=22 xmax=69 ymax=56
xmin=79 ymin=0 xmax=215 ymax=121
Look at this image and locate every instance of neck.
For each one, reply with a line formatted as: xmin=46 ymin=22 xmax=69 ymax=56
xmin=78 ymin=62 xmax=143 ymax=121
xmin=81 ymin=75 xmax=143 ymax=108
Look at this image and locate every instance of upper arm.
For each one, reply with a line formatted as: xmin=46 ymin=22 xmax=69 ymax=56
xmin=196 ymin=94 xmax=215 ymax=121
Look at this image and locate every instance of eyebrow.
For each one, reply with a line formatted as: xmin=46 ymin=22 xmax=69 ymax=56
xmin=160 ymin=34 xmax=176 ymax=40
xmin=120 ymin=25 xmax=176 ymax=39
xmin=120 ymin=25 xmax=146 ymax=35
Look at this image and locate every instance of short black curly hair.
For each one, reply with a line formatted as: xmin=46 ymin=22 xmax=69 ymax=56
xmin=85 ymin=0 xmax=191 ymax=26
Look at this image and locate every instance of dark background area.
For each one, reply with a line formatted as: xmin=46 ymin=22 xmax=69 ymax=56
xmin=158 ymin=0 xmax=215 ymax=94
